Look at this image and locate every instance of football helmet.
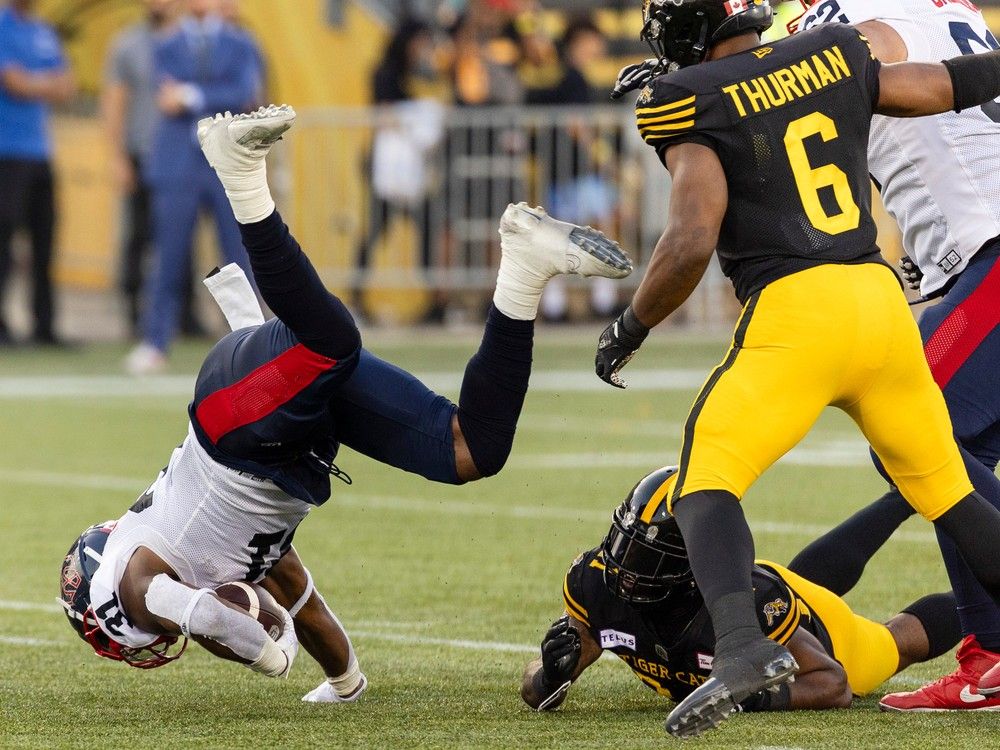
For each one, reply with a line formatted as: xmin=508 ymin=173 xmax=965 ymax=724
xmin=59 ymin=522 xmax=186 ymax=669
xmin=601 ymin=466 xmax=693 ymax=603
xmin=761 ymin=0 xmax=810 ymax=43
xmin=641 ymin=0 xmax=775 ymax=69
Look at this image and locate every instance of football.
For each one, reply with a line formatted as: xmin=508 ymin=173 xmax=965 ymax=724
xmin=192 ymin=582 xmax=285 ymax=663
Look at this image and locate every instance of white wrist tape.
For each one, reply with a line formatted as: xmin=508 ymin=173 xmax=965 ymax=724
xmin=145 ymin=574 xmax=269 ymax=663
xmin=203 ymin=264 xmax=266 ymax=331
xmin=288 ymin=568 xmax=315 ymax=619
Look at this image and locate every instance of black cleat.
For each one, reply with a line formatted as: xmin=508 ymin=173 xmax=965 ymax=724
xmin=665 ymin=644 xmax=798 ymax=739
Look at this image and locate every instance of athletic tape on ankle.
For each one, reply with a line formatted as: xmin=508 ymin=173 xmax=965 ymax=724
xmin=329 ymin=659 xmax=364 ymax=698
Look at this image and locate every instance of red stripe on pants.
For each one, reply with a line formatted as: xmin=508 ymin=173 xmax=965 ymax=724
xmin=924 ymin=262 xmax=1000 ymax=390
xmin=195 ymin=344 xmax=337 ymax=444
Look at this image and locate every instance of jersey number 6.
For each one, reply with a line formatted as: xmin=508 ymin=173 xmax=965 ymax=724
xmin=783 ymin=111 xmax=861 ymax=236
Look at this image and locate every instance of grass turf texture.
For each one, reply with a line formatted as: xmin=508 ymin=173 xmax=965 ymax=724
xmin=1 ymin=332 xmax=994 ymax=749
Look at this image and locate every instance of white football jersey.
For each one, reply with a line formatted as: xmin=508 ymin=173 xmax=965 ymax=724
xmin=89 ymin=424 xmax=312 ymax=648
xmin=800 ymin=0 xmax=1000 ymax=295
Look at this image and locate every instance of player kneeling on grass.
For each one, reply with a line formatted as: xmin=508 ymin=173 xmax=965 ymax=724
xmin=56 ymin=104 xmax=632 ymax=697
xmin=521 ymin=467 xmax=961 ymax=714
xmin=60 ymin=519 xmax=362 ymax=703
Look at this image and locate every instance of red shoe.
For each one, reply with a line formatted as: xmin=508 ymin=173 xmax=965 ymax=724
xmin=980 ymin=660 xmax=1000 ymax=696
xmin=879 ymin=636 xmax=1000 ymax=712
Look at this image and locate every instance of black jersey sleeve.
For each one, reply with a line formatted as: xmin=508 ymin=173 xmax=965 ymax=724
xmin=752 ymin=567 xmax=801 ymax=646
xmin=635 ymin=77 xmax=720 ymax=159
xmin=563 ymin=551 xmax=595 ymax=628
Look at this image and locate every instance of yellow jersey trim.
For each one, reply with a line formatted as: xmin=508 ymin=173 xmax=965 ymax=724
xmin=636 ymin=107 xmax=697 ymax=125
xmin=636 ymin=95 xmax=696 ymax=116
xmin=563 ymin=577 xmax=590 ymax=625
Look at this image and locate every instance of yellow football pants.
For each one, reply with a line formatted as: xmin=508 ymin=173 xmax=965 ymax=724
xmin=760 ymin=561 xmax=900 ymax=696
xmin=670 ymin=263 xmax=972 ymax=520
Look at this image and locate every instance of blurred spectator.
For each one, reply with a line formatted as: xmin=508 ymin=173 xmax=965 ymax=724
xmin=102 ymin=0 xmax=208 ymax=341
xmin=126 ymin=0 xmax=264 ymax=374
xmin=355 ymin=18 xmax=449 ymax=323
xmin=0 ymin=0 xmax=75 ymax=347
xmin=530 ymin=18 xmax=621 ymax=322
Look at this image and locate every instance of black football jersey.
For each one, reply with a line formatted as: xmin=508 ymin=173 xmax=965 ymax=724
xmin=635 ymin=24 xmax=885 ymax=302
xmin=563 ymin=549 xmax=834 ymax=702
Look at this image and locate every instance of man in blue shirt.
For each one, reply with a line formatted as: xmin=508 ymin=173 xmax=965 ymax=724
xmin=125 ymin=0 xmax=264 ymax=374
xmin=0 ymin=0 xmax=75 ymax=346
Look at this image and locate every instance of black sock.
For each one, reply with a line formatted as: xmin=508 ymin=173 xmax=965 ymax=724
xmin=787 ymin=489 xmax=916 ymax=596
xmin=456 ymin=304 xmax=534 ymax=477
xmin=673 ymin=490 xmax=761 ymax=655
xmin=238 ymin=210 xmax=360 ymax=360
xmin=934 ymin=492 xmax=1000 ymax=608
xmin=902 ymin=592 xmax=962 ymax=660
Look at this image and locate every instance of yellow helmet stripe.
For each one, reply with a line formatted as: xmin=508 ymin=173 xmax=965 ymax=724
xmin=636 ymin=95 xmax=696 ymax=116
xmin=637 ymin=107 xmax=697 ymax=125
xmin=768 ymin=597 xmax=802 ymax=644
xmin=639 ymin=475 xmax=679 ymax=524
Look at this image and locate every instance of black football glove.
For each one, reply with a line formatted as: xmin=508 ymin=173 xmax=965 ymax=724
xmin=899 ymin=254 xmax=923 ymax=292
xmin=541 ymin=615 xmax=581 ymax=688
xmin=595 ymin=307 xmax=650 ymax=389
xmin=611 ymin=58 xmax=662 ymax=100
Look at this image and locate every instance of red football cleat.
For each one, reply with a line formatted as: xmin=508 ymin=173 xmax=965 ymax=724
xmin=880 ymin=636 xmax=1000 ymax=712
xmin=980 ymin=660 xmax=1000 ymax=696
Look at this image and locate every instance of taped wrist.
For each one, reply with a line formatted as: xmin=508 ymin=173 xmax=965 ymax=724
xmin=145 ymin=574 xmax=269 ymax=662
xmin=943 ymin=49 xmax=1000 ymax=112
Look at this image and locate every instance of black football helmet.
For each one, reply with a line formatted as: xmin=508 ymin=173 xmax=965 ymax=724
xmin=641 ymin=0 xmax=775 ymax=69
xmin=601 ymin=466 xmax=693 ymax=604
xmin=60 ymin=521 xmax=186 ymax=669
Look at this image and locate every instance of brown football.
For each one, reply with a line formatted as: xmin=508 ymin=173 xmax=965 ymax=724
xmin=193 ymin=582 xmax=285 ymax=663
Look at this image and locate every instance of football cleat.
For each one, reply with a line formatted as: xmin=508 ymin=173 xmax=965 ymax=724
xmin=498 ymin=203 xmax=633 ymax=282
xmin=198 ymin=104 xmax=297 ymax=165
xmin=880 ymin=636 xmax=1000 ymax=712
xmin=665 ymin=641 xmax=798 ymax=738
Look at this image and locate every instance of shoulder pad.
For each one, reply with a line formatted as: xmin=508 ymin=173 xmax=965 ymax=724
xmin=635 ymin=77 xmax=699 ymax=149
xmin=752 ymin=565 xmax=801 ymax=645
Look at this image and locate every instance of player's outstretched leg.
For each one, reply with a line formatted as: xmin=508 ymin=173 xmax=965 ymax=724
xmin=198 ymin=105 xmax=295 ymax=225
xmin=666 ymin=490 xmax=798 ymax=739
xmin=452 ymin=204 xmax=633 ymax=480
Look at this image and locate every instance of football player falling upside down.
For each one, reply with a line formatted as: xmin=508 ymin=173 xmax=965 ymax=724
xmin=522 ymin=467 xmax=963 ymax=715
xmin=58 ymin=104 xmax=632 ymax=697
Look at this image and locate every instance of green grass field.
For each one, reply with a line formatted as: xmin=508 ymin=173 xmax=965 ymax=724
xmin=0 ymin=331 xmax=993 ymax=749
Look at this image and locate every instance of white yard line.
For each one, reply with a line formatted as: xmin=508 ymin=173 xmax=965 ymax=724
xmin=0 ymin=468 xmax=937 ymax=543
xmin=0 ymin=369 xmax=711 ymax=399
xmin=0 ymin=636 xmax=65 ymax=647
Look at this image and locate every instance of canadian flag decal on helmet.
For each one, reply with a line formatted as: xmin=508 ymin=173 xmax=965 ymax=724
xmin=725 ymin=0 xmax=749 ymax=15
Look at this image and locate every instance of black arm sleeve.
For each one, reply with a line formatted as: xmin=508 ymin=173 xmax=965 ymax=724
xmin=943 ymin=48 xmax=1000 ymax=113
xmin=238 ymin=211 xmax=361 ymax=361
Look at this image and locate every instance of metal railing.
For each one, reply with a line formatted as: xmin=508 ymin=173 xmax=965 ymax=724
xmin=281 ymin=103 xmax=739 ymax=326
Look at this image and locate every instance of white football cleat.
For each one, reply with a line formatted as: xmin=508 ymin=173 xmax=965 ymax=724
xmin=197 ymin=104 xmax=296 ymax=167
xmin=498 ymin=203 xmax=633 ymax=281
xmin=198 ymin=105 xmax=296 ymax=223
xmin=302 ymin=673 xmax=369 ymax=704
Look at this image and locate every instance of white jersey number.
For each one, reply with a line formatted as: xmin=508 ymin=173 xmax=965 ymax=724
xmin=950 ymin=21 xmax=1000 ymax=123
